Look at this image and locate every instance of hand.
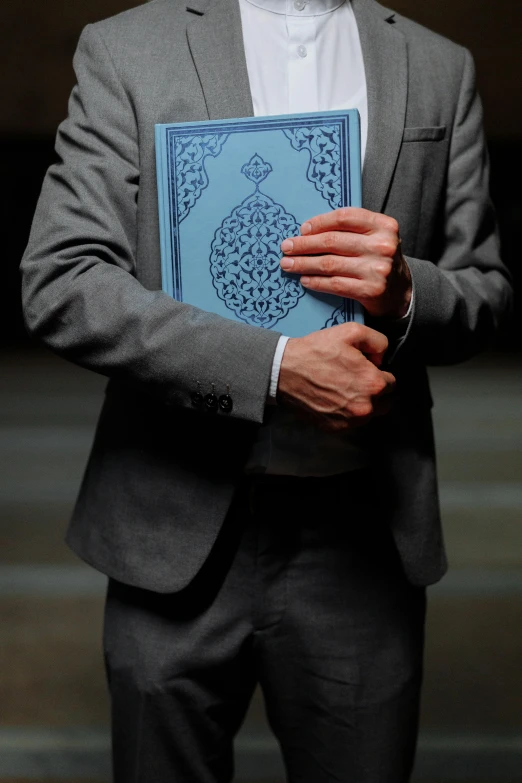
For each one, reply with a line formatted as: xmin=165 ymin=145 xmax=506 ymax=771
xmin=280 ymin=207 xmax=412 ymax=319
xmin=277 ymin=322 xmax=396 ymax=432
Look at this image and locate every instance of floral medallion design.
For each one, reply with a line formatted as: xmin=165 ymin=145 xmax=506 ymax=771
xmin=209 ymin=154 xmax=304 ymax=329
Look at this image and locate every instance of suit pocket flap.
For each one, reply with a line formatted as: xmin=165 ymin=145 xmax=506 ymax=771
xmin=403 ymin=126 xmax=447 ymax=142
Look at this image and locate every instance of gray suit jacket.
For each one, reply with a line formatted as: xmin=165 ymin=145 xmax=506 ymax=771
xmin=21 ymin=0 xmax=512 ymax=591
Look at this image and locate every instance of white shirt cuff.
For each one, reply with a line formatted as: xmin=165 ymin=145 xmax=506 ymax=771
xmin=268 ymin=335 xmax=290 ymax=403
xmin=400 ymin=290 xmax=413 ymax=320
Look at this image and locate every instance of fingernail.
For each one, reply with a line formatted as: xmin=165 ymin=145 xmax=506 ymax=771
xmin=301 ymin=276 xmax=310 ymax=286
xmin=281 ymin=239 xmax=294 ymax=252
xmin=300 ymin=222 xmax=312 ymax=235
xmin=281 ymin=258 xmax=294 ymax=270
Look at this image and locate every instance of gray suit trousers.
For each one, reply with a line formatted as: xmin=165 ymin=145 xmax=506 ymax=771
xmin=103 ymin=470 xmax=426 ymax=783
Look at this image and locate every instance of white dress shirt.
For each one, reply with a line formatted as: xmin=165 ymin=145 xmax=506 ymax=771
xmin=239 ymin=0 xmax=404 ymax=475
xmin=238 ymin=0 xmax=368 ymax=160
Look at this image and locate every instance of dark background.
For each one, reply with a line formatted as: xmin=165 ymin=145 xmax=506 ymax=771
xmin=1 ymin=0 xmax=520 ymax=348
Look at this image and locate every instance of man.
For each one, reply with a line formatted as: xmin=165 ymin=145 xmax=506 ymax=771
xmin=21 ymin=0 xmax=512 ymax=780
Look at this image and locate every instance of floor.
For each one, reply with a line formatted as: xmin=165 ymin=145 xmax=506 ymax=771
xmin=1 ymin=346 xmax=521 ymax=782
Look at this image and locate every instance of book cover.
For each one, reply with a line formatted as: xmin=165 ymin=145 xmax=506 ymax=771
xmin=155 ymin=110 xmax=364 ymax=337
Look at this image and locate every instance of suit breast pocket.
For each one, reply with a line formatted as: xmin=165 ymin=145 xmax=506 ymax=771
xmin=402 ymin=125 xmax=447 ymax=143
xmin=386 ymin=125 xmax=450 ymax=257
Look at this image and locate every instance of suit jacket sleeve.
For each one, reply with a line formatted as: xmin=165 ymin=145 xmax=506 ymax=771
xmin=391 ymin=48 xmax=513 ymax=366
xmin=20 ymin=24 xmax=281 ymax=423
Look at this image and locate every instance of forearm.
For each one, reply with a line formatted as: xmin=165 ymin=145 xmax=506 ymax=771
xmin=388 ymin=50 xmax=513 ymax=366
xmin=20 ymin=23 xmax=281 ymax=424
xmin=22 ymin=243 xmax=280 ymax=422
xmin=396 ymin=253 xmax=512 ymax=365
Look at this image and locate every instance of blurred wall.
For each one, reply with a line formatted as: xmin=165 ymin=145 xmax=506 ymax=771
xmin=2 ymin=0 xmax=143 ymax=136
xmin=1 ymin=0 xmax=520 ymax=344
xmin=389 ymin=0 xmax=521 ymax=141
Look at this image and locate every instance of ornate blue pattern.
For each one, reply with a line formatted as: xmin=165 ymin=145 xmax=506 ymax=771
xmin=210 ymin=154 xmax=304 ymax=329
xmin=175 ymin=134 xmax=229 ymax=222
xmin=240 ymin=153 xmax=273 ymax=185
xmin=322 ymin=304 xmax=347 ymax=329
xmin=283 ymin=125 xmax=342 ymax=210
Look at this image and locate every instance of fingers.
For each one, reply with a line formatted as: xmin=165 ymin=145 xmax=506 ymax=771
xmin=281 ymin=230 xmax=398 ymax=259
xmin=281 ymin=253 xmax=366 ymax=277
xmin=280 ymin=210 xmax=400 ymax=270
xmin=334 ymin=322 xmax=389 ymax=359
xmin=278 ymin=323 xmax=396 ymax=434
xmin=281 ymin=232 xmax=371 ymax=260
xmin=329 ymin=369 xmax=396 ymax=432
xmin=366 ymin=369 xmax=396 ymax=406
xmin=279 ymin=225 xmax=399 ymax=287
xmin=299 ymin=207 xmax=399 ymax=238
xmin=377 ymin=370 xmax=396 ymax=396
xmin=299 ymin=274 xmax=387 ymax=302
xmin=314 ymin=386 xmax=395 ymax=432
xmin=369 ymin=392 xmax=395 ymax=420
xmin=299 ymin=207 xmax=379 ymax=236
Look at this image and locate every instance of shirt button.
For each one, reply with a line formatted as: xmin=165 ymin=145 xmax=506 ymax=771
xmin=294 ymin=0 xmax=306 ymax=9
xmin=297 ymin=45 xmax=308 ymax=58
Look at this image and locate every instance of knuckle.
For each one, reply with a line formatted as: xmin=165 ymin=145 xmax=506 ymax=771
xmin=370 ymin=376 xmax=387 ymax=396
xmin=380 ymin=335 xmax=390 ymax=352
xmin=352 ymin=401 xmax=373 ymax=418
xmin=344 ymin=321 xmax=363 ymax=340
xmin=387 ymin=216 xmax=400 ymax=234
xmin=321 ymin=232 xmax=335 ymax=251
xmin=321 ymin=255 xmax=336 ymax=274
xmin=339 ymin=207 xmax=352 ymax=225
xmin=371 ymin=279 xmax=387 ymax=297
xmin=360 ymin=283 xmax=375 ymax=300
xmin=371 ymin=211 xmax=383 ymax=230
xmin=375 ymin=237 xmax=398 ymax=258
xmin=330 ymin=277 xmax=346 ymax=295
xmin=387 ymin=372 xmax=397 ymax=387
xmin=375 ymin=260 xmax=392 ymax=278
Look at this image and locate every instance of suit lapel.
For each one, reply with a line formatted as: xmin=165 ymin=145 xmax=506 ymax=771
xmin=186 ymin=0 xmax=407 ymax=214
xmin=186 ymin=0 xmax=254 ymax=121
xmin=352 ymin=0 xmax=408 ymax=214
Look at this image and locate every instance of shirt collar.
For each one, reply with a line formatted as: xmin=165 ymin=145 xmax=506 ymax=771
xmin=242 ymin=0 xmax=346 ymax=17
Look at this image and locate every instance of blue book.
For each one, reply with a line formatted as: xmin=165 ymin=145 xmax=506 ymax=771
xmin=155 ymin=110 xmax=364 ymax=337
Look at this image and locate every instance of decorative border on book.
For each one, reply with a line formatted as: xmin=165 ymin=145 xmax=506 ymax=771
xmin=283 ymin=125 xmax=342 ymax=211
xmin=175 ymin=134 xmax=230 ymax=224
xmin=322 ymin=299 xmax=356 ymax=329
xmin=164 ymin=114 xmax=351 ymax=303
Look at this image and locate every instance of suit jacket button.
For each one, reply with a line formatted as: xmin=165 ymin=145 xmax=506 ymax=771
xmin=219 ymin=394 xmax=233 ymax=413
xmin=204 ymin=393 xmax=218 ymax=412
xmin=190 ymin=391 xmax=203 ymax=407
